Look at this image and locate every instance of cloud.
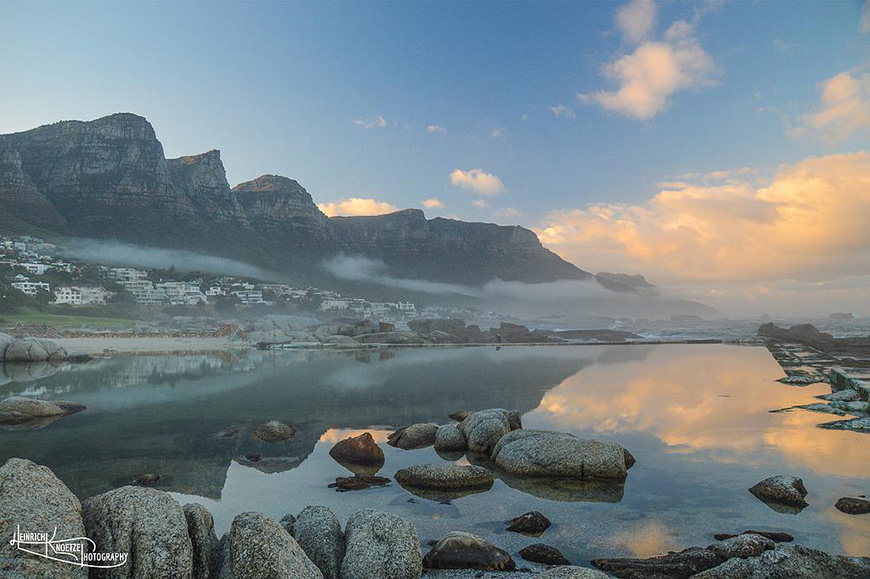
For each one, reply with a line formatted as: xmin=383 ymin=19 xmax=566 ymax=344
xmin=318 ymin=198 xmax=399 ymax=217
xmin=421 ymin=197 xmax=444 ymax=209
xmin=549 ymin=104 xmax=576 ymax=118
xmin=427 ymin=125 xmax=447 ymax=134
xmin=772 ymin=37 xmax=797 ymax=55
xmin=584 ymin=12 xmax=715 ymax=120
xmin=616 ymin=0 xmax=657 ymax=43
xmin=790 ymin=69 xmax=870 ymax=142
xmin=494 ymin=207 xmax=522 ymax=219
xmin=449 ymin=168 xmax=506 ymax=196
xmin=862 ymin=0 xmax=870 ymax=33
xmin=472 ymin=199 xmax=488 ymax=208
xmin=535 ymin=152 xmax=870 ymax=285
xmin=491 ymin=127 xmax=503 ymax=138
xmin=354 ymin=116 xmax=388 ymax=130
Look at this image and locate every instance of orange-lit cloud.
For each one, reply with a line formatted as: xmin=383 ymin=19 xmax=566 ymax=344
xmin=421 ymin=197 xmax=444 ymax=209
xmin=535 ymin=152 xmax=870 ymax=285
xmin=318 ymin=198 xmax=399 ymax=217
xmin=790 ymin=69 xmax=870 ymax=142
xmin=450 ymin=168 xmax=505 ymax=196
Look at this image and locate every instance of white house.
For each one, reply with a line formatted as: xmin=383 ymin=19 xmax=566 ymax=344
xmin=12 ymin=278 xmax=51 ymax=296
xmin=53 ymin=286 xmax=83 ymax=305
xmin=20 ymin=263 xmax=51 ymax=275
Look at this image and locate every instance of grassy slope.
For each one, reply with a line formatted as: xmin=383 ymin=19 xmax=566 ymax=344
xmin=0 ymin=307 xmax=137 ymax=329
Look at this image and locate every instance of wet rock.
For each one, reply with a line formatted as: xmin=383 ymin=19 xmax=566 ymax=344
xmin=592 ymin=547 xmax=725 ymax=578
xmin=220 ymin=512 xmax=322 ymax=578
xmin=693 ymin=544 xmax=870 ymax=578
xmin=184 ymin=503 xmax=220 ymax=579
xmin=835 ymin=497 xmax=870 ymax=515
xmin=5 ymin=337 xmax=68 ymax=362
xmin=519 ymin=543 xmax=570 ymax=565
xmin=492 ymin=430 xmax=630 ymax=480
xmin=219 ymin=426 xmax=240 ymax=438
xmin=388 ymin=423 xmax=438 ymax=449
xmin=279 ymin=513 xmax=296 ymax=535
xmin=342 ymin=509 xmax=422 ymax=579
xmin=535 ymin=567 xmax=611 ymax=578
xmin=624 ymin=449 xmax=636 ymax=469
xmin=506 ymin=511 xmax=551 ymax=535
xmin=294 ymin=506 xmax=345 ymax=579
xmin=707 ymin=534 xmax=775 ymax=559
xmin=819 ymin=416 xmax=870 ymax=431
xmin=395 ymin=464 xmax=494 ymax=490
xmin=0 ymin=458 xmax=87 ymax=578
xmin=713 ymin=530 xmax=794 ymax=543
xmin=821 ymin=389 xmax=860 ymax=402
xmin=253 ymin=420 xmax=297 ymax=442
xmin=0 ymin=395 xmax=86 ymax=428
xmin=449 ymin=410 xmax=473 ymax=421
xmin=133 ymin=473 xmax=161 ymax=486
xmin=329 ymin=432 xmax=385 ymax=472
xmin=457 ymin=409 xmax=520 ymax=454
xmin=434 ymin=424 xmax=467 ymax=452
xmin=423 ymin=532 xmax=515 ymax=571
xmin=831 ymin=400 xmax=870 ymax=414
xmin=83 ymin=485 xmax=193 ymax=578
xmin=329 ymin=475 xmax=391 ymax=492
xmin=749 ymin=476 xmax=809 ymax=511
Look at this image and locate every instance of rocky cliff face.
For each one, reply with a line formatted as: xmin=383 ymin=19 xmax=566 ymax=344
xmin=1 ymin=113 xmax=591 ymax=285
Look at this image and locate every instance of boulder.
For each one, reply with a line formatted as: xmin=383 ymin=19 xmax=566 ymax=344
xmin=133 ymin=473 xmax=160 ymax=486
xmin=0 ymin=396 xmax=86 ymax=428
xmin=220 ymin=512 xmax=322 ymax=579
xmin=835 ymin=497 xmax=870 ymax=515
xmin=5 ymin=337 xmax=67 ymax=362
xmin=387 ymin=423 xmax=438 ymax=449
xmin=492 ymin=430 xmax=630 ymax=480
xmin=592 ymin=547 xmax=726 ymax=578
xmin=293 ymin=506 xmax=345 ymax=579
xmin=534 ymin=567 xmax=611 ymax=578
xmin=0 ymin=458 xmax=87 ymax=578
xmin=82 ymin=485 xmax=193 ymax=578
xmin=713 ymin=530 xmax=794 ymax=543
xmin=434 ymin=424 xmax=466 ymax=452
xmin=457 ymin=409 xmax=520 ymax=454
xmin=394 ymin=464 xmax=494 ymax=490
xmin=519 ymin=543 xmax=570 ymax=565
xmin=184 ymin=503 xmax=220 ymax=579
xmin=329 ymin=475 xmax=391 ymax=492
xmin=706 ymin=534 xmax=775 ymax=560
xmin=0 ymin=332 xmax=11 ymax=359
xmin=341 ymin=509 xmax=422 ymax=579
xmin=448 ymin=410 xmax=473 ymax=422
xmin=693 ymin=544 xmax=870 ymax=578
xmin=329 ymin=432 xmax=385 ymax=471
xmin=748 ymin=476 xmax=809 ymax=511
xmin=279 ymin=514 xmax=296 ymax=535
xmin=506 ymin=511 xmax=551 ymax=535
xmin=422 ymin=532 xmax=515 ymax=571
xmin=252 ymin=420 xmax=297 ymax=442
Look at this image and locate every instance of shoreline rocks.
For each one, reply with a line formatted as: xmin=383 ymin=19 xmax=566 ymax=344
xmin=423 ymin=532 xmax=515 ymax=571
xmin=457 ymin=409 xmax=522 ymax=455
xmin=222 ymin=511 xmax=322 ymax=578
xmin=492 ymin=430 xmax=630 ymax=480
xmin=835 ymin=497 xmax=870 ymax=515
xmin=506 ymin=511 xmax=551 ymax=535
xmin=329 ymin=432 xmax=385 ymax=474
xmin=388 ymin=423 xmax=438 ymax=449
xmin=434 ymin=424 xmax=466 ymax=452
xmin=342 ymin=509 xmax=422 ymax=579
xmin=395 ymin=464 xmax=494 ymax=491
xmin=519 ymin=543 xmax=570 ymax=566
xmin=184 ymin=503 xmax=220 ymax=579
xmin=292 ymin=506 xmax=344 ymax=579
xmin=252 ymin=420 xmax=297 ymax=442
xmin=2 ymin=336 xmax=68 ymax=363
xmin=748 ymin=476 xmax=809 ymax=512
xmin=0 ymin=395 xmax=86 ymax=429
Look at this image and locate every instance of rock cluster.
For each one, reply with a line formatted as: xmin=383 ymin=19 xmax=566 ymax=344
xmin=0 ymin=333 xmax=68 ymax=363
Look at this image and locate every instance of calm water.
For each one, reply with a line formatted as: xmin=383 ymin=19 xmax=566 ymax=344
xmin=2 ymin=345 xmax=869 ymax=567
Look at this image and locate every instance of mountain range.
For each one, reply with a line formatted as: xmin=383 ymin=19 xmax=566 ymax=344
xmin=0 ymin=113 xmax=717 ymax=314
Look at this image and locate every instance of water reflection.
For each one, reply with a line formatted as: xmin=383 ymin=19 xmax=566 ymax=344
xmin=0 ymin=345 xmax=868 ymax=561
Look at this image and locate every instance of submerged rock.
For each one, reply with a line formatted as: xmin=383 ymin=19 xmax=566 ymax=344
xmin=133 ymin=473 xmax=161 ymax=486
xmin=293 ymin=506 xmax=345 ymax=579
xmin=387 ymin=423 xmax=438 ymax=449
xmin=748 ymin=476 xmax=809 ymax=512
xmin=519 ymin=543 xmax=570 ymax=565
xmin=0 ymin=395 xmax=86 ymax=428
xmin=0 ymin=458 xmax=87 ymax=578
xmin=329 ymin=432 xmax=385 ymax=473
xmin=835 ymin=497 xmax=870 ymax=515
xmin=506 ymin=511 xmax=551 ymax=535
xmin=434 ymin=424 xmax=467 ymax=452
xmin=329 ymin=475 xmax=391 ymax=492
xmin=221 ymin=512 xmax=322 ymax=578
xmin=422 ymin=532 xmax=515 ymax=571
xmin=184 ymin=503 xmax=220 ymax=579
xmin=395 ymin=464 xmax=494 ymax=490
xmin=83 ymin=485 xmax=192 ymax=579
xmin=253 ymin=420 xmax=297 ymax=442
xmin=492 ymin=430 xmax=630 ymax=480
xmin=498 ymin=471 xmax=625 ymax=503
xmin=342 ymin=509 xmax=422 ymax=579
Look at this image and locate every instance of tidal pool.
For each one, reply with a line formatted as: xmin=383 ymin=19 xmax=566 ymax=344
xmin=2 ymin=344 xmax=868 ymax=566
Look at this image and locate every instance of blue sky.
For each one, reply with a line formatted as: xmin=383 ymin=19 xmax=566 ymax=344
xmin=3 ymin=0 xmax=870 ymax=314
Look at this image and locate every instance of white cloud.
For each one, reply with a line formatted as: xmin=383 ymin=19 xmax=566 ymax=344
xmin=790 ymin=69 xmax=870 ymax=143
xmin=535 ymin=153 xmax=870 ymax=285
xmin=318 ymin=198 xmax=399 ymax=216
xmin=421 ymin=197 xmax=444 ymax=209
xmin=491 ymin=127 xmax=503 ymax=138
xmin=354 ymin=116 xmax=388 ymax=130
xmin=427 ymin=125 xmax=447 ymax=134
xmin=549 ymin=104 xmax=576 ymax=118
xmin=585 ymin=11 xmax=715 ymax=120
xmin=472 ymin=199 xmax=488 ymax=208
xmin=449 ymin=168 xmax=506 ymax=196
xmin=616 ymin=0 xmax=657 ymax=44
xmin=494 ymin=207 xmax=522 ymax=219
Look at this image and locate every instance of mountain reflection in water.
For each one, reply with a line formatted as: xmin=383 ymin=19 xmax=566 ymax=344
xmin=1 ymin=344 xmax=868 ymax=563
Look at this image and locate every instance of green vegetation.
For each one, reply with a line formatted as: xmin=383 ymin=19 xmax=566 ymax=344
xmin=0 ymin=306 xmax=138 ymax=329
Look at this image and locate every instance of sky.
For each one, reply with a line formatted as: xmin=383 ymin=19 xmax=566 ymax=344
xmin=2 ymin=0 xmax=870 ymax=316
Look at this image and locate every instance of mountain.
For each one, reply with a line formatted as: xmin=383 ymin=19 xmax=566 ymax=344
xmin=0 ymin=113 xmax=598 ymax=287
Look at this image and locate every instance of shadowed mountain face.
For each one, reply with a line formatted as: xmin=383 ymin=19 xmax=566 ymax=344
xmin=0 ymin=113 xmax=595 ymax=287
